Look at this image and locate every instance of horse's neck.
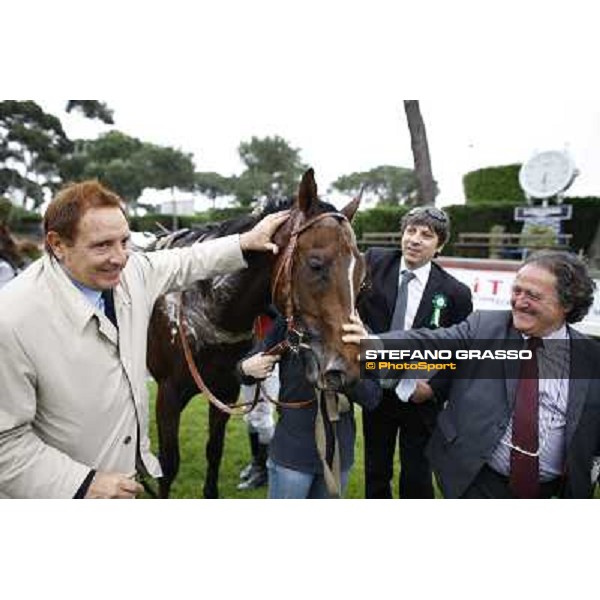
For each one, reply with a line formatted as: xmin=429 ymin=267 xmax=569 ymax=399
xmin=205 ymin=252 xmax=274 ymax=333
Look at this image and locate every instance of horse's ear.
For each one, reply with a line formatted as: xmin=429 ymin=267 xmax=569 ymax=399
xmin=296 ymin=168 xmax=318 ymax=214
xmin=340 ymin=187 xmax=363 ymax=222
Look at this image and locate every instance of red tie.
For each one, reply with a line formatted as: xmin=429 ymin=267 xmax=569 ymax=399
xmin=509 ymin=337 xmax=542 ymax=499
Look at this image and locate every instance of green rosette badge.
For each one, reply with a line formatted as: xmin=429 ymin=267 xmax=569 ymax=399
xmin=430 ymin=293 xmax=448 ymax=327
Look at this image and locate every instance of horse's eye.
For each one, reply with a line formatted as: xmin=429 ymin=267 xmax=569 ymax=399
xmin=307 ymin=256 xmax=324 ymax=271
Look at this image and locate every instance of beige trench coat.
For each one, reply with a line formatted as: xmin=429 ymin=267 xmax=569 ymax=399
xmin=0 ymin=235 xmax=246 ymax=498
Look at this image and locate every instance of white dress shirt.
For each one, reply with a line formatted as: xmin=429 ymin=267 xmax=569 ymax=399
xmin=488 ymin=325 xmax=570 ymax=481
xmin=395 ymin=259 xmax=432 ymax=401
xmin=399 ymin=258 xmax=431 ymax=330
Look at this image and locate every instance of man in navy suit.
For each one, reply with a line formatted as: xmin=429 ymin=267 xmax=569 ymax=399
xmin=357 ymin=207 xmax=472 ymax=498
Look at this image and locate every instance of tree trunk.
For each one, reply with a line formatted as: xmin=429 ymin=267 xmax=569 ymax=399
xmin=403 ymin=100 xmax=436 ymax=206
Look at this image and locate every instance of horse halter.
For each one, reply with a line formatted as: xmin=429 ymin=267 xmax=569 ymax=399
xmin=269 ymin=210 xmax=355 ymax=355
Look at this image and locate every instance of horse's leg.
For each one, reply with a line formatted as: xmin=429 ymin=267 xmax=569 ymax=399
xmin=203 ymin=402 xmax=231 ymax=499
xmin=156 ymin=379 xmax=191 ymax=498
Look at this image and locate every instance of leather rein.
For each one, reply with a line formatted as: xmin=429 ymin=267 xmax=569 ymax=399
xmin=177 ymin=210 xmax=352 ymax=416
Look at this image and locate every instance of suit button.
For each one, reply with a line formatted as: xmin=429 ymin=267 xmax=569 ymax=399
xmin=123 ymin=435 xmax=132 ymax=445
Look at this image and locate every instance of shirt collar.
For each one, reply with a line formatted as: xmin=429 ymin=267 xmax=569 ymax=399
xmin=400 ymin=257 xmax=431 ymax=285
xmin=522 ymin=323 xmax=568 ymax=341
xmin=66 ymin=271 xmax=103 ymax=309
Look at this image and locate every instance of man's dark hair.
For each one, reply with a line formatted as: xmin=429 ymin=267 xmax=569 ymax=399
xmin=400 ymin=206 xmax=450 ymax=246
xmin=524 ymin=250 xmax=596 ymax=323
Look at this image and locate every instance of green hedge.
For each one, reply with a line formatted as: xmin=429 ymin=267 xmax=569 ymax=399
xmin=132 ymin=206 xmax=412 ymax=242
xmin=564 ymin=197 xmax=600 ymax=254
xmin=130 ymin=207 xmax=252 ymax=232
xmin=6 ymin=195 xmax=598 ymax=259
xmin=352 ymin=206 xmax=410 ymax=241
xmin=463 ymin=164 xmax=527 ymax=205
xmin=349 ymin=198 xmax=600 ymax=257
xmin=443 ymin=202 xmax=522 ymax=254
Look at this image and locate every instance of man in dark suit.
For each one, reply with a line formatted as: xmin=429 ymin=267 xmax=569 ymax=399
xmin=345 ymin=251 xmax=599 ymax=498
xmin=357 ymin=206 xmax=473 ymax=498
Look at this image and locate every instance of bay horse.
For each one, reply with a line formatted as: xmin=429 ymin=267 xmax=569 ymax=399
xmin=147 ymin=168 xmax=364 ymax=498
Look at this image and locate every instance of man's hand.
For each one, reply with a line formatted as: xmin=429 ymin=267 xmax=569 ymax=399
xmin=241 ymin=353 xmax=279 ymax=379
xmin=84 ymin=471 xmax=144 ymax=499
xmin=341 ymin=314 xmax=368 ymax=345
xmin=239 ymin=211 xmax=290 ymax=254
xmin=410 ymin=380 xmax=434 ymax=404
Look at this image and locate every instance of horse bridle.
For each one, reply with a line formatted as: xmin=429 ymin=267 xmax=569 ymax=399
xmin=177 ymin=209 xmax=357 ymax=415
xmin=269 ymin=210 xmax=354 ymax=355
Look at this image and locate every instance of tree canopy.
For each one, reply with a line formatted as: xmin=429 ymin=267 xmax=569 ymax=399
xmin=232 ymin=135 xmax=307 ymax=207
xmin=0 ymin=100 xmax=72 ymax=209
xmin=1 ymin=101 xmax=438 ymax=217
xmin=66 ymin=101 xmax=115 ymax=125
xmin=331 ymin=165 xmax=418 ymax=206
xmin=195 ymin=171 xmax=234 ymax=208
xmin=60 ymin=130 xmax=196 ymax=204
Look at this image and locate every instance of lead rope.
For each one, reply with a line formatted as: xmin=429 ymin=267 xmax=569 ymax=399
xmin=314 ymin=385 xmax=349 ymax=498
xmin=178 ymin=295 xmax=259 ymax=416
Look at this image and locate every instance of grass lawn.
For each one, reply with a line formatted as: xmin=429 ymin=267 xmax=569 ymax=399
xmin=146 ymin=380 xmax=402 ymax=499
xmin=147 ymin=381 xmax=599 ymax=499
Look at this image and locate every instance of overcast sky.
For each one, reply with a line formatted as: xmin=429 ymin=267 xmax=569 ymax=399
xmin=44 ymin=96 xmax=600 ymax=210
xmin=16 ymin=0 xmax=596 ymax=211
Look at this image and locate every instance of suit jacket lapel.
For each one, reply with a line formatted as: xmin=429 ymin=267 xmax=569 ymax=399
xmin=413 ymin=264 xmax=440 ymax=327
xmin=383 ymin=254 xmax=401 ymax=328
xmin=565 ymin=328 xmax=590 ymax=449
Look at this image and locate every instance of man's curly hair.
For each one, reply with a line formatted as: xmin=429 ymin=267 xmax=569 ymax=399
xmin=523 ymin=250 xmax=596 ymax=323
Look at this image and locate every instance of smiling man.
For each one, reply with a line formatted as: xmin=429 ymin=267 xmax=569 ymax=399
xmin=344 ymin=251 xmax=600 ymax=499
xmin=357 ymin=206 xmax=472 ymax=499
xmin=0 ymin=180 xmax=288 ymax=499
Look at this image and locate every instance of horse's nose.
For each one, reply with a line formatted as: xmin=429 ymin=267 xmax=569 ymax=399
xmin=323 ymin=369 xmax=346 ymax=391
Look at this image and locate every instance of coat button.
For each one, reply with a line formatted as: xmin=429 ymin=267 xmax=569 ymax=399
xmin=123 ymin=435 xmax=132 ymax=445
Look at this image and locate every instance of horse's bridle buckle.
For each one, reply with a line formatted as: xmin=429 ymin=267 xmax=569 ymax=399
xmin=285 ymin=318 xmax=306 ymax=353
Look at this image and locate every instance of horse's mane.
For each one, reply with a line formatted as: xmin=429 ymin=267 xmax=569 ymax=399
xmin=150 ymin=196 xmax=339 ymax=251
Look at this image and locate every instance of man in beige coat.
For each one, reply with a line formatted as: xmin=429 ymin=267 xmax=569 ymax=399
xmin=0 ymin=180 xmax=288 ymax=499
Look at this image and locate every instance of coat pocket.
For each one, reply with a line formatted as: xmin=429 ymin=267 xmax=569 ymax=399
xmin=437 ymin=411 xmax=458 ymax=444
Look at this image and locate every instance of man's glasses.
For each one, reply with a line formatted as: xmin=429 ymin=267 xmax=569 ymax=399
xmin=406 ymin=207 xmax=449 ymax=223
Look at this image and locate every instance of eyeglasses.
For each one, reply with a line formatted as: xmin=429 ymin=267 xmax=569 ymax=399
xmin=406 ymin=207 xmax=449 ymax=223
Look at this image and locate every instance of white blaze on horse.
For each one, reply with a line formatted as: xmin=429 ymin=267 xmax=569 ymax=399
xmin=146 ymin=169 xmax=363 ymax=498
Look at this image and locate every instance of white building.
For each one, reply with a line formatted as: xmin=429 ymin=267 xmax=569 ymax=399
xmin=159 ymin=198 xmax=195 ymax=216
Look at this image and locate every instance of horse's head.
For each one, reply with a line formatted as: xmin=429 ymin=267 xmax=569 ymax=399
xmin=271 ymin=169 xmax=364 ymax=391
